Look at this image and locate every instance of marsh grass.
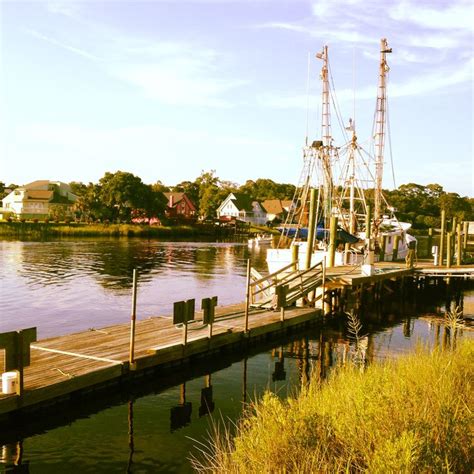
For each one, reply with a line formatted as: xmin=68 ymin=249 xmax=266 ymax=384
xmin=0 ymin=222 xmax=213 ymax=238
xmin=444 ymin=304 xmax=465 ymax=351
xmin=193 ymin=340 xmax=474 ymax=473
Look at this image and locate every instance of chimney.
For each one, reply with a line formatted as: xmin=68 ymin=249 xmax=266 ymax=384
xmin=169 ymin=195 xmax=174 ymax=207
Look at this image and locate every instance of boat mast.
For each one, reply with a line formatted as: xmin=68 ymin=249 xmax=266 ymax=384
xmin=316 ymin=45 xmax=333 ymax=230
xmin=373 ymin=38 xmax=392 ymax=233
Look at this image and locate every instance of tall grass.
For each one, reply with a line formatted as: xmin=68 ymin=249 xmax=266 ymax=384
xmin=194 ymin=340 xmax=474 ymax=472
xmin=0 ymin=222 xmax=216 ymax=238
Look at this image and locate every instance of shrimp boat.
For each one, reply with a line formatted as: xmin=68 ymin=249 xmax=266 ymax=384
xmin=267 ymin=39 xmax=416 ymax=274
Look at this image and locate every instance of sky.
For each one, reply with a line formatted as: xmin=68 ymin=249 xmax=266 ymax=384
xmin=0 ymin=0 xmax=472 ymax=196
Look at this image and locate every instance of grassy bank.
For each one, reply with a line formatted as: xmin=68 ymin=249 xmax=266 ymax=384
xmin=198 ymin=340 xmax=474 ymax=473
xmin=0 ymin=221 xmax=223 ymax=239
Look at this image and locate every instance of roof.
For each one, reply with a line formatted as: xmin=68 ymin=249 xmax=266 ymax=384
xmin=23 ymin=180 xmax=51 ymax=190
xmin=230 ymin=193 xmax=254 ymax=212
xmin=163 ymin=192 xmax=196 ymax=210
xmin=262 ymin=199 xmax=285 ymax=215
xmin=25 ymin=190 xmax=53 ymax=200
xmin=164 ymin=192 xmax=184 ymax=204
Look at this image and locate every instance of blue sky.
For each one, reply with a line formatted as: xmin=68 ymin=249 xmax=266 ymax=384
xmin=0 ymin=0 xmax=472 ymax=196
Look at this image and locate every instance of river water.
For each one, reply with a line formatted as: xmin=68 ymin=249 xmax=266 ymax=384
xmin=0 ymin=238 xmax=472 ymax=472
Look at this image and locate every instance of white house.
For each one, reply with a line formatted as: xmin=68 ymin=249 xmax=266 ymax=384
xmin=2 ymin=180 xmax=78 ymax=219
xmin=216 ymin=193 xmax=267 ymax=225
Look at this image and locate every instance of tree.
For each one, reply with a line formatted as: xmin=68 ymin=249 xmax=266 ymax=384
xmin=99 ymin=171 xmax=153 ymax=222
xmin=439 ymin=193 xmax=472 ymax=221
xmin=238 ymin=179 xmax=295 ymax=202
xmin=152 ymin=180 xmax=170 ymax=193
xmin=195 ymin=170 xmax=237 ymax=219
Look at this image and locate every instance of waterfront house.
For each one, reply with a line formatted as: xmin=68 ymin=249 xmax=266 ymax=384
xmin=216 ymin=193 xmax=267 ymax=225
xmin=1 ymin=180 xmax=78 ymax=220
xmin=163 ymin=192 xmax=197 ymax=220
xmin=261 ymin=199 xmax=293 ymax=223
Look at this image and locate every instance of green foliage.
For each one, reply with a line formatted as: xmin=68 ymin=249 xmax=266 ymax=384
xmin=197 ymin=341 xmax=474 ymax=473
xmin=196 ymin=170 xmax=237 ymax=219
xmin=48 ymin=203 xmax=72 ymax=221
xmin=238 ymin=179 xmax=295 ymax=202
xmin=384 ymin=183 xmax=473 ymax=229
xmin=0 ymin=182 xmax=19 ymax=201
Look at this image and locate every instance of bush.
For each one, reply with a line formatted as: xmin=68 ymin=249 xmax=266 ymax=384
xmin=197 ymin=341 xmax=474 ymax=473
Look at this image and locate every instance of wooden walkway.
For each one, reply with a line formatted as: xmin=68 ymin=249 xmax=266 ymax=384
xmin=1 ymin=260 xmax=472 ymax=420
xmin=0 ymin=303 xmax=320 ymax=419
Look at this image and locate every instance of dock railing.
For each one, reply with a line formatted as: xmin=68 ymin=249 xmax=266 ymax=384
xmin=249 ymin=261 xmax=325 ymax=309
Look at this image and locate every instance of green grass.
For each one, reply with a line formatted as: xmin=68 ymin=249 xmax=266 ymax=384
xmin=195 ymin=340 xmax=474 ymax=473
xmin=0 ymin=221 xmax=219 ymax=238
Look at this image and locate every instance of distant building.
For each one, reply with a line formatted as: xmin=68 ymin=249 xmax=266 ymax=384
xmin=216 ymin=193 xmax=267 ymax=225
xmin=261 ymin=199 xmax=293 ymax=223
xmin=1 ymin=180 xmax=77 ymax=219
xmin=163 ymin=192 xmax=197 ymax=220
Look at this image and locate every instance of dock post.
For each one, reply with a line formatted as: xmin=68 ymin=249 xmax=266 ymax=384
xmin=452 ymin=217 xmax=457 ymax=235
xmin=438 ymin=210 xmax=446 ymax=266
xmin=244 ymin=259 xmax=251 ymax=333
xmin=456 ymin=224 xmax=462 ymax=266
xmin=446 ymin=232 xmax=452 ymax=268
xmin=129 ymin=268 xmax=138 ymax=366
xmin=379 ymin=235 xmax=387 ymax=261
xmin=427 ymin=228 xmax=433 ymax=258
xmin=365 ymin=205 xmax=371 ymax=241
xmin=392 ymin=235 xmax=400 ymax=261
xmin=292 ymin=244 xmax=299 ymax=271
xmin=305 ymin=188 xmax=317 ymax=270
xmin=322 ymin=257 xmax=327 ymax=315
xmin=463 ymin=221 xmax=468 ymax=250
xmin=328 ymin=216 xmax=337 ymax=267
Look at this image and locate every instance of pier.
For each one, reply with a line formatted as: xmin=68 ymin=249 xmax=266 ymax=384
xmin=1 ymin=260 xmax=473 ymax=422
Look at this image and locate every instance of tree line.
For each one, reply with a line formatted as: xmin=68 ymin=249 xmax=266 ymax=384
xmin=0 ymin=173 xmax=472 ymax=227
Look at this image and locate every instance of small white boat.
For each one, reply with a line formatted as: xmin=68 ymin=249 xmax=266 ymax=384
xmin=248 ymin=234 xmax=273 ymax=247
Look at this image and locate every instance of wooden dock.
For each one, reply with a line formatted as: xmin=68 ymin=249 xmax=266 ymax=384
xmin=1 ymin=260 xmax=472 ymax=421
xmin=0 ymin=303 xmax=320 ymax=420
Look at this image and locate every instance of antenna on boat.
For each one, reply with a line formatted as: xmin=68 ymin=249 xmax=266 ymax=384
xmin=373 ymin=38 xmax=392 ymax=235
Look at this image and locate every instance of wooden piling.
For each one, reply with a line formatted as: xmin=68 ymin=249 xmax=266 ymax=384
xmin=129 ymin=268 xmax=138 ymax=365
xmin=379 ymin=235 xmax=387 ymax=261
xmin=463 ymin=221 xmax=468 ymax=250
xmin=392 ymin=235 xmax=400 ymax=261
xmin=328 ymin=216 xmax=337 ymax=267
xmin=291 ymin=244 xmax=299 ymax=271
xmin=446 ymin=232 xmax=452 ymax=268
xmin=305 ymin=188 xmax=317 ymax=270
xmin=438 ymin=210 xmax=446 ymax=266
xmin=365 ymin=205 xmax=371 ymax=240
xmin=244 ymin=259 xmax=251 ymax=333
xmin=427 ymin=228 xmax=433 ymax=258
xmin=456 ymin=224 xmax=462 ymax=266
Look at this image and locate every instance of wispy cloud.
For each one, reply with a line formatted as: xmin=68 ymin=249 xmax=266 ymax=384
xmin=45 ymin=1 xmax=81 ymax=18
xmin=25 ymin=8 xmax=247 ymax=108
xmin=23 ymin=27 xmax=100 ymax=61
xmin=390 ymin=0 xmax=474 ymax=30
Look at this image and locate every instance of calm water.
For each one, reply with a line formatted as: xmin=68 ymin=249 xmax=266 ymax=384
xmin=0 ymin=238 xmax=472 ymax=473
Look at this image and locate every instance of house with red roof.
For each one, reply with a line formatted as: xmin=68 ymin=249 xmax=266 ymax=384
xmin=163 ymin=192 xmax=197 ymax=220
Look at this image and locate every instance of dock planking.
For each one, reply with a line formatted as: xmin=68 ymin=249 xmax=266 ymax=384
xmin=1 ymin=261 xmax=472 ymax=420
xmin=0 ymin=303 xmax=320 ymax=419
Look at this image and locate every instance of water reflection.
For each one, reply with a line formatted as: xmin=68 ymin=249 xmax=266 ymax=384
xmin=0 ymin=240 xmax=265 ymax=337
